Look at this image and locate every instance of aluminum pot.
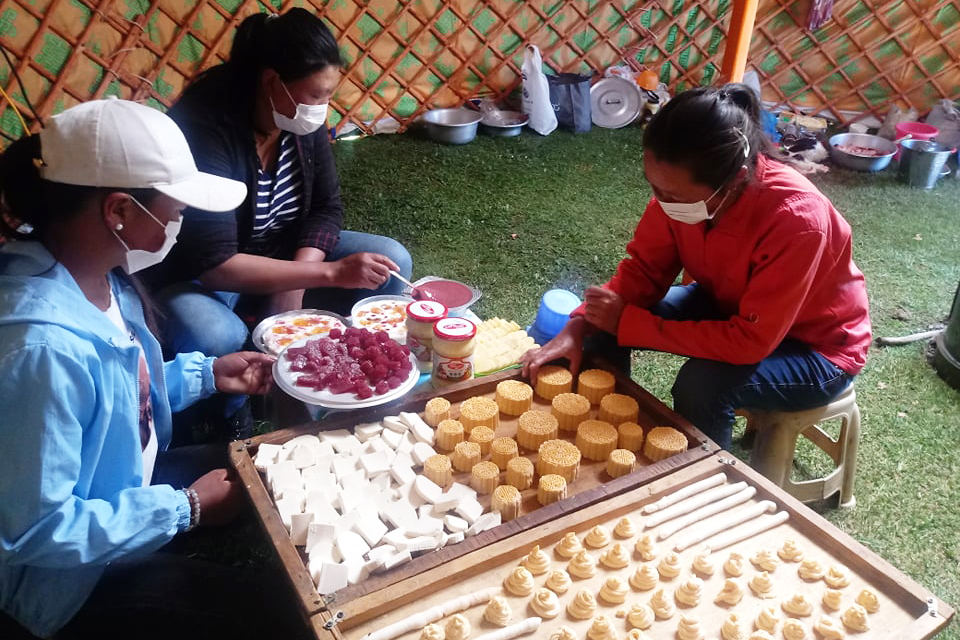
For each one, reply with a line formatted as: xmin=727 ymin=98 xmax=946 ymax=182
xmin=422 ymin=108 xmax=483 ymax=144
xmin=479 ymin=110 xmax=528 ymax=137
xmin=828 ymin=133 xmax=897 ymax=171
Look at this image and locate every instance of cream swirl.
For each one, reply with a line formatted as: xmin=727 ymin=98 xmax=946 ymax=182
xmin=554 ymin=531 xmax=584 ymax=559
xmin=598 ymin=576 xmax=629 ymax=604
xmin=755 ymin=606 xmax=780 ymax=634
xmin=691 ymin=548 xmax=715 ymax=576
xmin=724 ymin=552 xmax=745 ymax=577
xmin=549 ymin=626 xmax=577 ymax=640
xmin=782 ymin=618 xmax=808 ymax=640
xmin=483 ymin=596 xmax=513 ymax=626
xmin=782 ymin=593 xmax=814 ymax=617
xmin=444 ymin=613 xmax=471 ymax=640
xmin=714 ymin=578 xmax=744 ymax=605
xmin=778 ymin=539 xmax=804 ymax=562
xmin=600 ymin=542 xmax=631 ymax=569
xmin=521 ymin=544 xmax=551 ymax=575
xmin=822 ymin=588 xmax=843 ymax=611
xmin=635 ymin=533 xmax=660 ymax=561
xmin=529 ymin=588 xmax=561 ymax=619
xmin=567 ymin=549 xmax=598 ymax=579
xmin=676 ymin=613 xmax=705 ymax=640
xmin=814 ymin=615 xmax=846 ymax=639
xmin=674 ymin=577 xmax=704 ymax=607
xmin=629 ymin=564 xmax=659 ymax=591
xmin=748 ymin=571 xmax=776 ymax=599
xmin=657 ymin=551 xmax=682 ymax=579
xmin=840 ymin=605 xmax=870 ymax=632
xmin=649 ymin=588 xmax=676 ymax=619
xmin=584 ymin=524 xmax=612 ymax=548
xmin=625 ymin=630 xmax=650 ymax=640
xmin=587 ymin=614 xmax=618 ymax=640
xmin=797 ymin=558 xmax=824 ymax=581
xmin=627 ymin=602 xmax=655 ymax=629
xmin=614 ymin=516 xmax=637 ymax=538
xmin=567 ymin=589 xmax=598 ymax=620
xmin=503 ymin=566 xmax=535 ymax=596
xmin=855 ymin=588 xmax=880 ymax=613
xmin=750 ymin=549 xmax=781 ymax=572
xmin=545 ymin=569 xmax=572 ymax=594
xmin=720 ymin=613 xmax=746 ymax=640
xmin=419 ymin=623 xmax=445 ymax=640
xmin=746 ymin=632 xmax=774 ymax=640
xmin=824 ymin=564 xmax=851 ymax=589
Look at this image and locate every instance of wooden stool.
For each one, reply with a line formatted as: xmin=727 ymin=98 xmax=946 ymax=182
xmin=738 ymin=384 xmax=860 ymax=508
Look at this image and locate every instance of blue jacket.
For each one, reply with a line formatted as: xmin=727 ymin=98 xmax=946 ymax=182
xmin=0 ymin=241 xmax=217 ymax=637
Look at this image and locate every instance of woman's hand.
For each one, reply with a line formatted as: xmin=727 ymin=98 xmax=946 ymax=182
xmin=520 ymin=316 xmax=590 ymax=381
xmin=213 ymin=351 xmax=277 ymax=395
xmin=189 ymin=468 xmax=243 ymax=527
xmin=583 ymin=286 xmax=625 ymax=336
xmin=330 ymin=252 xmax=399 ymax=289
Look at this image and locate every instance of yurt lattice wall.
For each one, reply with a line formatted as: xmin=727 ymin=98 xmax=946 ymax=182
xmin=0 ymin=0 xmax=957 ymax=141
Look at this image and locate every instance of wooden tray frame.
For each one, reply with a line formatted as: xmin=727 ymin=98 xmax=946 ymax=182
xmin=229 ymin=356 xmax=715 ymax=637
xmin=333 ymin=453 xmax=955 ymax=640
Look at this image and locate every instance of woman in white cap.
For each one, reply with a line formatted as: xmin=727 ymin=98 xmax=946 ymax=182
xmin=0 ymin=99 xmax=308 ymax=639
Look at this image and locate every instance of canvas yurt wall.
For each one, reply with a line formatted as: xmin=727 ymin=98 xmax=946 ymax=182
xmin=0 ymin=0 xmax=957 ymax=140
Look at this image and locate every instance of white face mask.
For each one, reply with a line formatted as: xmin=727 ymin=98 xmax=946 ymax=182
xmin=112 ymin=197 xmax=182 ymax=274
xmin=271 ymin=82 xmax=328 ymax=136
xmin=657 ymin=182 xmax=727 ymax=225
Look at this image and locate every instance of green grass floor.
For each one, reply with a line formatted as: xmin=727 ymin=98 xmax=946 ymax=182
xmin=333 ymin=125 xmax=960 ymax=637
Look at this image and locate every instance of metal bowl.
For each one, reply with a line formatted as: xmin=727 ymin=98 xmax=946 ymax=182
xmin=828 ymin=133 xmax=897 ymax=171
xmin=422 ymin=108 xmax=483 ymax=145
xmin=479 ymin=110 xmax=529 ymax=137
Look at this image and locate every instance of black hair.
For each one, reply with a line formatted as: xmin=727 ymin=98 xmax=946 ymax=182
xmin=0 ymin=134 xmax=157 ymax=241
xmin=229 ymin=8 xmax=341 ymax=83
xmin=643 ymin=82 xmax=772 ymax=190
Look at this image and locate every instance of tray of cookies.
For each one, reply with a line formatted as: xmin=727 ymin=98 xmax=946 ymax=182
xmin=228 ymin=357 xmax=714 ymax=633
xmin=333 ymin=454 xmax=954 ymax=640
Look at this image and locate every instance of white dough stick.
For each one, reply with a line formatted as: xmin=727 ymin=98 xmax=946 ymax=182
xmin=361 ymin=587 xmax=499 ymax=640
xmin=642 ymin=473 xmax=726 ymax=514
xmin=672 ymin=500 xmax=776 ymax=551
xmin=700 ymin=511 xmax=791 ymax=551
xmin=645 ymin=481 xmax=748 ymax=529
xmin=473 ymin=617 xmax=542 ymax=640
xmin=656 ymin=485 xmax=757 ymax=540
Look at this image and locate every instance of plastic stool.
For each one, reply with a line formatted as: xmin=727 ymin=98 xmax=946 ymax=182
xmin=738 ymin=384 xmax=860 ymax=508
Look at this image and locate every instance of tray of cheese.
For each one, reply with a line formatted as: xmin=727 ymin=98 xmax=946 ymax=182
xmin=228 ymin=356 xmax=714 ymax=632
xmin=333 ymin=454 xmax=954 ymax=640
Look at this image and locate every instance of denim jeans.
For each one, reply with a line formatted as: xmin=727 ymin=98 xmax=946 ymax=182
xmin=587 ymin=284 xmax=854 ymax=451
xmin=157 ymin=230 xmax=412 ymax=418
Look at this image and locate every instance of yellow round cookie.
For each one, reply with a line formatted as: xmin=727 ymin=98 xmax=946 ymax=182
xmin=452 ymin=441 xmax=482 ymax=472
xmin=575 ymin=419 xmax=619 ymax=461
xmin=468 ymin=425 xmax=495 ymax=456
xmin=516 ymin=410 xmax=559 ymax=451
xmin=617 ymin=421 xmax=645 ymax=452
xmin=598 ymin=393 xmax=640 ymax=426
xmin=491 ymin=484 xmax=522 ymax=521
xmin=470 ymin=460 xmax=500 ymax=494
xmin=424 ymin=397 xmax=451 ymax=427
xmin=495 ymin=380 xmax=533 ymax=416
xmin=537 ymin=439 xmax=581 ymax=482
xmin=458 ymin=396 xmax=499 ymax=433
xmin=424 ymin=454 xmax=453 ymax=487
xmin=490 ymin=437 xmax=519 ymax=470
xmin=435 ymin=419 xmax=465 ymax=451
xmin=577 ymin=369 xmax=616 ymax=405
xmin=551 ymin=392 xmax=591 ymax=432
xmin=506 ymin=456 xmax=535 ymax=490
xmin=534 ymin=365 xmax=573 ymax=400
xmin=537 ymin=474 xmax=567 ymax=505
xmin=606 ymin=449 xmax=636 ymax=478
xmin=643 ymin=426 xmax=687 ymax=461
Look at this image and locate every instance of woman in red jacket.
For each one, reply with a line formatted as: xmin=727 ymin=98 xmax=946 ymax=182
xmin=522 ymin=83 xmax=871 ymax=451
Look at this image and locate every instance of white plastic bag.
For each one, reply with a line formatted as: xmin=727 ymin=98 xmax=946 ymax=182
xmin=521 ymin=45 xmax=557 ymax=136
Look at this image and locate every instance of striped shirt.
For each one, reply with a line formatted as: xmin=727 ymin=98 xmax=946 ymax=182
xmin=250 ymin=132 xmax=303 ymax=247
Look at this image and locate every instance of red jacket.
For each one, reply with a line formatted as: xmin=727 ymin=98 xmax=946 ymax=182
xmin=577 ymin=155 xmax=871 ymax=374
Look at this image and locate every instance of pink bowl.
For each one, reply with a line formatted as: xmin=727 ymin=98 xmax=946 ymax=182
xmin=895 ymin=122 xmax=939 ymax=159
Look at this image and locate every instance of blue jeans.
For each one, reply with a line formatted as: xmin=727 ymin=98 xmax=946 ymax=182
xmin=157 ymin=230 xmax=412 ymax=417
xmin=587 ymin=284 xmax=854 ymax=451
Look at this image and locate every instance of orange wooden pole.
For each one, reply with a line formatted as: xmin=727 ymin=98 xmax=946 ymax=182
xmin=720 ymin=0 xmax=760 ymax=83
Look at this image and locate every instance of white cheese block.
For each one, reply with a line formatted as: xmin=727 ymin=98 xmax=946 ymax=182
xmin=359 ymin=450 xmax=391 ymax=477
xmin=290 ymin=443 xmax=316 ymax=470
xmin=275 ymin=495 xmax=302 ymax=531
xmin=337 ymin=484 xmax=366 ymax=515
xmin=334 ymin=530 xmax=371 ymax=562
xmin=331 ymin=455 xmax=359 ymax=482
xmin=407 ymin=514 xmax=444 ymax=537
xmin=318 ymin=428 xmax=352 ymax=444
xmin=353 ymin=514 xmax=388 ymax=547
xmin=306 ymin=523 xmax=337 ymax=553
xmin=282 ymin=434 xmax=322 ymax=451
xmin=454 ymin=497 xmax=484 ymax=524
xmin=366 ymin=544 xmax=397 ymax=564
xmin=467 ymin=511 xmax=501 ymax=536
xmin=381 ymin=428 xmax=403 ymax=451
xmin=413 ymin=475 xmax=443 ymax=504
xmin=447 ymin=482 xmax=478 ymax=502
xmin=404 ymin=535 xmax=440 ymax=554
xmin=381 ymin=501 xmax=418 ymax=529
xmin=315 ymin=562 xmax=350 ymax=594
xmin=277 ymin=486 xmax=306 ymax=512
xmin=443 ymin=514 xmax=469 ymax=533
xmin=302 ymin=471 xmax=337 ymax=494
xmin=432 ymin=490 xmax=460 ymax=513
xmin=411 ymin=442 xmax=437 ymax=466
xmin=366 ymin=437 xmax=389 ymax=455
xmin=381 ymin=549 xmax=412 ymax=571
xmin=253 ymin=443 xmax=282 ymax=470
xmin=381 ymin=416 xmax=408 ymax=433
xmin=382 ymin=528 xmax=410 ymax=548
xmin=395 ymin=480 xmax=427 ymax=508
xmin=271 ymin=477 xmax=304 ymax=502
xmin=398 ymin=431 xmax=417 ymax=454
xmin=400 ymin=412 xmax=435 ymax=445
xmin=304 ymin=498 xmax=340 ymax=527
xmin=307 ymin=539 xmax=336 ymax=565
xmin=370 ymin=471 xmax=394 ymax=492
xmin=339 ymin=468 xmax=368 ymax=490
xmin=335 ymin=435 xmax=363 ymax=454
xmin=392 ymin=450 xmax=415 ymax=470
xmin=445 ymin=531 xmax=465 ymax=546
xmin=290 ymin=512 xmax=314 ymax=546
xmin=265 ymin=460 xmax=299 ymax=492
xmin=301 ymin=458 xmax=333 ymax=479
xmin=335 ymin=509 xmax=361 ymax=536
xmin=354 ymin=422 xmax=384 ymax=442
xmin=390 ymin=462 xmax=416 ymax=487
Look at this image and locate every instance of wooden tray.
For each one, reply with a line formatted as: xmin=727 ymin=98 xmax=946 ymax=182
xmin=229 ymin=357 xmax=714 ymax=635
xmin=332 ymin=454 xmax=955 ymax=640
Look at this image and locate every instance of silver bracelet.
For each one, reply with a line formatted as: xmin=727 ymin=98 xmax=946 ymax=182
xmin=182 ymin=488 xmax=201 ymax=531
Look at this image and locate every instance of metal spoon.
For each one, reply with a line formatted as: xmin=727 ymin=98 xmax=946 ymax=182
xmin=390 ymin=270 xmax=433 ymax=300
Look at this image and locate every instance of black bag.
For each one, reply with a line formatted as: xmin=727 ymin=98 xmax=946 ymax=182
xmin=548 ymin=72 xmax=593 ymax=133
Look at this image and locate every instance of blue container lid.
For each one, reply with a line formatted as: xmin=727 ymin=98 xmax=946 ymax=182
xmin=533 ymin=289 xmax=582 ymax=340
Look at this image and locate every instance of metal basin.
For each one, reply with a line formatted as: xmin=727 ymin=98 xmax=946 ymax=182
xmin=479 ymin=110 xmax=528 ymax=137
xmin=422 ymin=108 xmax=483 ymax=145
xmin=828 ymin=133 xmax=897 ymax=171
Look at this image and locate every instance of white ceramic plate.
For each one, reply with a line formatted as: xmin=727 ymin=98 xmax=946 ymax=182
xmin=252 ymin=309 xmax=348 ymax=356
xmin=349 ymin=294 xmax=413 ymax=342
xmin=272 ymin=336 xmax=419 ymax=409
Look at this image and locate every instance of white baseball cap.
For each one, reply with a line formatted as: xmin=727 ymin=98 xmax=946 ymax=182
xmin=38 ymin=98 xmax=246 ymax=212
